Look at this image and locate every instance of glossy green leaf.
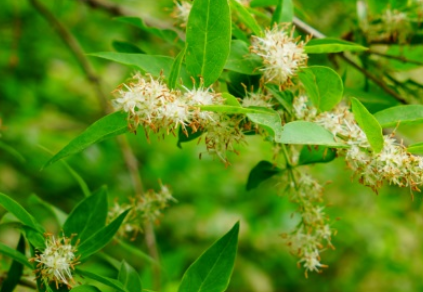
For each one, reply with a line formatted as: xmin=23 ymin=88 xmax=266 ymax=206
xmin=0 ymin=235 xmax=25 ymax=292
xmin=76 ymin=269 xmax=128 ymax=292
xmin=373 ymin=105 xmax=423 ymax=128
xmin=272 ymin=0 xmax=293 ymax=24
xmin=298 ymin=66 xmax=343 ymax=112
xmin=178 ymin=222 xmax=239 ymax=292
xmin=118 ymin=261 xmax=142 ymax=292
xmin=298 ymin=146 xmax=337 ymax=165
xmin=250 ymin=0 xmax=278 ymax=7
xmin=277 ymin=121 xmax=348 ymax=147
xmin=0 ymin=193 xmax=43 ymax=233
xmin=222 ymin=93 xmax=241 ymax=107
xmin=77 ymin=210 xmax=129 ymax=262
xmin=247 ymin=161 xmax=282 ymax=191
xmin=112 ymin=41 xmax=144 ymax=54
xmin=407 ymin=142 xmax=423 ymax=155
xmin=21 ymin=226 xmax=46 ymax=249
xmin=89 ymin=52 xmax=174 ymax=77
xmin=247 ymin=109 xmax=283 ymax=142
xmin=229 ymin=0 xmax=262 ymax=36
xmin=63 ymin=186 xmax=108 ymax=243
xmin=169 ymin=49 xmax=186 ymax=89
xmin=351 ymin=97 xmax=384 ymax=153
xmin=116 ymin=17 xmax=184 ymax=48
xmin=0 ymin=241 xmax=31 ymax=269
xmin=224 ymin=40 xmax=263 ymax=75
xmin=44 ymin=111 xmax=129 ymax=167
xmin=70 ymin=285 xmax=101 ymax=292
xmin=305 ymin=38 xmax=368 ymax=54
xmin=185 ymin=0 xmax=231 ymax=86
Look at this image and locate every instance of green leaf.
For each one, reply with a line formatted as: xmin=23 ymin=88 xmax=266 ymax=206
xmin=277 ymin=121 xmax=348 ymax=147
xmin=169 ymin=49 xmax=186 ymax=89
xmin=0 ymin=241 xmax=31 ymax=269
xmin=351 ymin=97 xmax=384 ymax=153
xmin=199 ymin=105 xmax=283 ymax=141
xmin=63 ymin=186 xmax=108 ymax=243
xmin=76 ymin=269 xmax=128 ymax=292
xmin=298 ymin=146 xmax=337 ymax=165
xmin=0 ymin=193 xmax=43 ymax=233
xmin=272 ymin=0 xmax=293 ymax=24
xmin=77 ymin=210 xmax=129 ymax=262
xmin=298 ymin=66 xmax=343 ymax=112
xmin=115 ymin=17 xmax=184 ymax=48
xmin=222 ymin=93 xmax=241 ymax=107
xmin=0 ymin=235 xmax=25 ymax=292
xmin=229 ymin=0 xmax=262 ymax=36
xmin=304 ymin=38 xmax=368 ymax=54
xmin=224 ymin=40 xmax=263 ymax=75
xmin=185 ymin=0 xmax=231 ymax=86
xmin=44 ymin=111 xmax=129 ymax=167
xmin=70 ymin=285 xmax=101 ymax=292
xmin=112 ymin=41 xmax=144 ymax=54
xmin=265 ymin=84 xmax=293 ymax=114
xmin=246 ymin=161 xmax=282 ymax=191
xmin=178 ymin=222 xmax=239 ymax=292
xmin=373 ymin=105 xmax=423 ymax=128
xmin=28 ymin=194 xmax=68 ymax=227
xmin=247 ymin=109 xmax=283 ymax=142
xmin=89 ymin=52 xmax=174 ymax=77
xmin=407 ymin=142 xmax=423 ymax=155
xmin=118 ymin=261 xmax=142 ymax=292
xmin=21 ymin=226 xmax=46 ymax=249
xmin=250 ymin=0 xmax=278 ymax=7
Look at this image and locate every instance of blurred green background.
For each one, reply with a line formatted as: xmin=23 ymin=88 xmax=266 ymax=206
xmin=1 ymin=0 xmax=423 ymax=291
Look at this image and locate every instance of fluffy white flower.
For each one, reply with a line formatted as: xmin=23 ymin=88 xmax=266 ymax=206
xmin=33 ymin=235 xmax=79 ymax=288
xmin=252 ymin=25 xmax=308 ymax=85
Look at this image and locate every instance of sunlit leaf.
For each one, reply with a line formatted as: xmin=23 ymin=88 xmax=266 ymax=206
xmin=272 ymin=0 xmax=293 ymax=24
xmin=298 ymin=66 xmax=343 ymax=112
xmin=185 ymin=0 xmax=231 ymax=86
xmin=277 ymin=121 xmax=348 ymax=147
xmin=229 ymin=0 xmax=262 ymax=36
xmin=373 ymin=105 xmax=423 ymax=128
xmin=44 ymin=111 xmax=129 ymax=167
xmin=178 ymin=222 xmax=239 ymax=292
xmin=351 ymin=97 xmax=384 ymax=153
xmin=305 ymin=38 xmax=368 ymax=54
xmin=0 ymin=240 xmax=31 ymax=269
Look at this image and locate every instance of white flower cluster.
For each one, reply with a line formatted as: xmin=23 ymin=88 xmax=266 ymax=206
xmin=294 ymin=95 xmax=423 ymax=193
xmin=315 ymin=105 xmax=423 ymax=193
xmin=113 ymin=73 xmax=246 ymax=163
xmin=32 ymin=235 xmax=79 ymax=289
xmin=108 ymin=184 xmax=176 ymax=240
xmin=281 ymin=172 xmax=333 ymax=277
xmin=251 ymin=25 xmax=308 ymax=86
xmin=172 ymin=1 xmax=192 ymax=27
xmin=241 ymin=91 xmax=273 ymax=108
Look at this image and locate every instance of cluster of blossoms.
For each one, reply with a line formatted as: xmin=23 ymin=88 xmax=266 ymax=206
xmin=31 ymin=235 xmax=79 ymax=289
xmin=108 ymin=184 xmax=176 ymax=239
xmin=294 ymin=95 xmax=423 ymax=193
xmin=172 ymin=1 xmax=192 ymax=27
xmin=251 ymin=25 xmax=308 ymax=86
xmin=280 ymin=172 xmax=333 ymax=277
xmin=113 ymin=73 xmax=246 ymax=163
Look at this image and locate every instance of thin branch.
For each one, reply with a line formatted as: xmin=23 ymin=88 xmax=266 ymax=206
xmin=29 ymin=0 xmax=109 ymax=111
xmin=29 ymin=0 xmax=161 ymax=288
xmin=367 ymin=50 xmax=423 ymax=66
xmin=293 ymin=17 xmax=407 ymax=104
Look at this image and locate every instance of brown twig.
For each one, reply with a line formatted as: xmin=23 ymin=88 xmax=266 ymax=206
xmin=293 ymin=16 xmax=407 ymax=104
xmin=29 ymin=0 xmax=161 ymax=289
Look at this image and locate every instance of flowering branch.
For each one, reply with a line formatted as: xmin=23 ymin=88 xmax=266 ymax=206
xmin=292 ymin=17 xmax=407 ymax=104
